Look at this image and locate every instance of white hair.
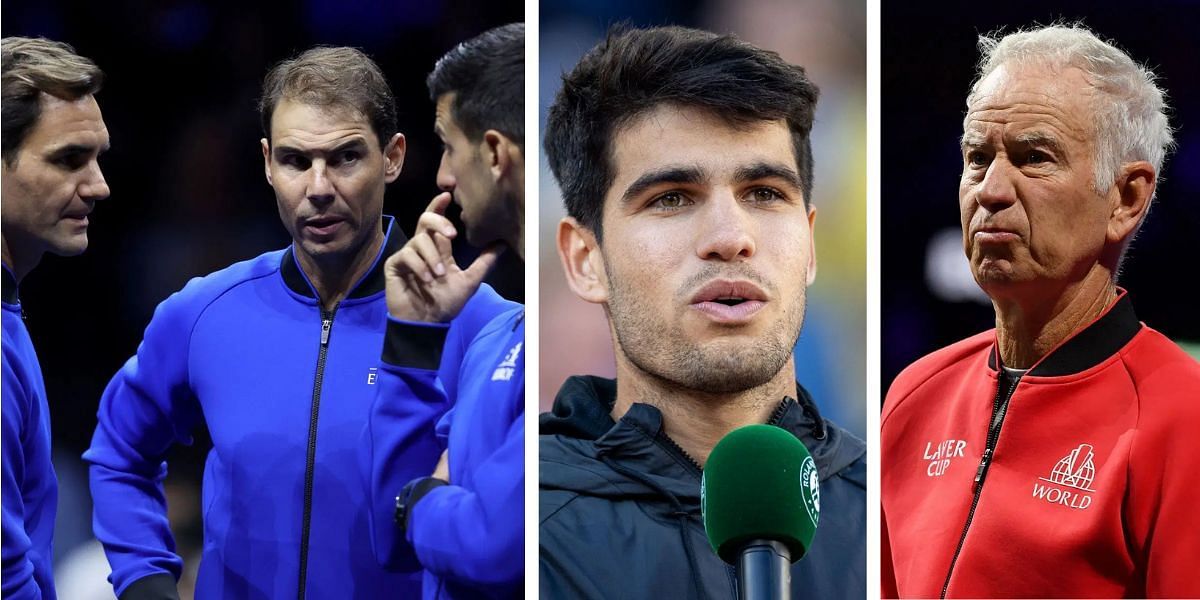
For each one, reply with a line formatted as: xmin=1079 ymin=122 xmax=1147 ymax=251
xmin=966 ymin=24 xmax=1174 ymax=195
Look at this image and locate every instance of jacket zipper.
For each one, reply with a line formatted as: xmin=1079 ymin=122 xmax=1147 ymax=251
xmin=654 ymin=397 xmax=796 ymax=598
xmin=940 ymin=370 xmax=1023 ymax=598
xmin=653 ymin=397 xmax=796 ymax=478
xmin=297 ymin=307 xmax=336 ymax=600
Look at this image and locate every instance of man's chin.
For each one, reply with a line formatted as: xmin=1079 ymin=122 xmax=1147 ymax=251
xmin=662 ymin=340 xmax=792 ymax=394
xmin=48 ymin=233 xmax=89 ymax=257
xmin=296 ymin=235 xmax=357 ymax=261
xmin=973 ymin=260 xmax=1033 ymax=290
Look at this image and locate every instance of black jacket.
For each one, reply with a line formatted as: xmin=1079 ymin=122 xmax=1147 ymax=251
xmin=539 ymin=376 xmax=866 ymax=599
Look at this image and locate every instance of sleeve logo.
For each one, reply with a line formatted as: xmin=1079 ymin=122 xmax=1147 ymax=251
xmin=491 ymin=342 xmax=523 ymax=382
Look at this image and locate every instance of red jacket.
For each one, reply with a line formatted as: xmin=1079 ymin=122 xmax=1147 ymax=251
xmin=882 ymin=294 xmax=1200 ymax=598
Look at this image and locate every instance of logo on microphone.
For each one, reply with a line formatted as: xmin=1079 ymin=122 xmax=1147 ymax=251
xmin=799 ymin=456 xmax=819 ymax=526
xmin=1031 ymin=443 xmax=1097 ymax=510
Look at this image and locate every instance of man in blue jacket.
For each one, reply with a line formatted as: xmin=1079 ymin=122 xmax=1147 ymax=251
xmin=539 ymin=26 xmax=866 ymax=598
xmin=2 ymin=37 xmax=109 ymax=600
xmin=365 ymin=23 xmax=525 ymax=599
xmin=84 ymin=46 xmax=515 ymax=599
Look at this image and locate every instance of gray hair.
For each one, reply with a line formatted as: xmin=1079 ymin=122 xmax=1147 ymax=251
xmin=966 ymin=24 xmax=1174 ymax=195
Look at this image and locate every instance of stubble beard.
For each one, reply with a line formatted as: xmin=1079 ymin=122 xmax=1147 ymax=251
xmin=606 ymin=262 xmax=807 ymax=395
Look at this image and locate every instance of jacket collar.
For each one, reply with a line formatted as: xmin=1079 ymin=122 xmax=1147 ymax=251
xmin=540 ymin=375 xmax=864 ymax=487
xmin=987 ymin=290 xmax=1141 ymax=376
xmin=1 ymin=265 xmax=17 ymax=305
xmin=280 ymin=215 xmax=407 ymax=300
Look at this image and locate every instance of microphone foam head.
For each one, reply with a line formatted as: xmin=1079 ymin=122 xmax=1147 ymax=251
xmin=701 ymin=424 xmax=820 ymax=564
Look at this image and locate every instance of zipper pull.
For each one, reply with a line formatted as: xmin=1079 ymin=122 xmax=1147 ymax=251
xmin=973 ymin=448 xmax=993 ymax=492
xmin=320 ymin=318 xmax=332 ymax=346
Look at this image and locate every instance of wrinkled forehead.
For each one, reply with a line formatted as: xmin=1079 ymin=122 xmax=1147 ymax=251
xmin=269 ymin=98 xmax=375 ymax=146
xmin=433 ymin=92 xmax=464 ymax=138
xmin=964 ymin=64 xmax=1098 ymax=139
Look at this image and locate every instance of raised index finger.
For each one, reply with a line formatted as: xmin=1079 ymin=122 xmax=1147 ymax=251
xmin=426 ymin=192 xmax=453 ymax=215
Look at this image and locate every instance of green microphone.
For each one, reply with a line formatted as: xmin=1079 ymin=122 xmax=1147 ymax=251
xmin=702 ymin=424 xmax=820 ymax=600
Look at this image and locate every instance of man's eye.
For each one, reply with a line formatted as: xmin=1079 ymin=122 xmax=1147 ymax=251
xmin=337 ymin=150 xmax=360 ymax=165
xmin=1026 ymin=151 xmax=1050 ymax=165
xmin=966 ymin=151 xmax=990 ymax=167
xmin=749 ymin=187 xmax=785 ymax=203
xmin=650 ymin=192 xmax=691 ymax=210
xmin=54 ymin=155 xmax=88 ymax=171
xmin=281 ymin=155 xmax=310 ymax=169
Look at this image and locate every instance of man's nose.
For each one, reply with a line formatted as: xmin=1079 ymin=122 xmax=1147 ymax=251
xmin=79 ymin=161 xmax=110 ymax=202
xmin=974 ymin=158 xmax=1019 ymax=213
xmin=436 ymin=152 xmax=455 ymax=193
xmin=307 ymin=161 xmax=335 ymax=205
xmin=695 ymin=191 xmax=756 ymax=261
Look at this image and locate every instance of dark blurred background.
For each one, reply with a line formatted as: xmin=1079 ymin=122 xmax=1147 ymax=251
xmin=3 ymin=1 xmax=522 ymax=596
xmin=882 ymin=1 xmax=1200 ymax=397
xmin=539 ymin=0 xmax=867 ymax=439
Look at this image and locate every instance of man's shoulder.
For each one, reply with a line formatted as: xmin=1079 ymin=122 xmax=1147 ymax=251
xmin=457 ymin=283 xmax=521 ymax=334
xmin=884 ymin=331 xmax=993 ymax=419
xmin=180 ymin=249 xmax=286 ymax=300
xmin=1121 ymin=326 xmax=1200 ymax=420
xmin=153 ymin=249 xmax=286 ymax=322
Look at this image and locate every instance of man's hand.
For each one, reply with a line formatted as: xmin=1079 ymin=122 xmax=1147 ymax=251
xmin=432 ymin=449 xmax=450 ymax=483
xmin=385 ymin=193 xmax=504 ymax=322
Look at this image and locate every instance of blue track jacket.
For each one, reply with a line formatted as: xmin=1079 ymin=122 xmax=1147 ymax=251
xmin=367 ymin=308 xmax=525 ymax=599
xmin=83 ymin=218 xmax=516 ymax=599
xmin=2 ymin=267 xmax=58 ymax=600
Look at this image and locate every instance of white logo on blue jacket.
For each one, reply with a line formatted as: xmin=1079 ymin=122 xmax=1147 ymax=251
xmin=492 ymin=342 xmax=523 ymax=382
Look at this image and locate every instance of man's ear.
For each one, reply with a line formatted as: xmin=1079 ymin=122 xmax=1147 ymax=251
xmin=557 ymin=217 xmax=608 ymax=304
xmin=483 ymin=130 xmax=511 ymax=181
xmin=806 ymin=205 xmax=818 ymax=286
xmin=383 ymin=133 xmax=406 ymax=183
xmin=1107 ymin=160 xmax=1155 ymax=245
xmin=260 ymin=138 xmax=273 ymax=186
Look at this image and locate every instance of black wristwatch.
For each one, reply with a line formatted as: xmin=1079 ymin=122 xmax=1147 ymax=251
xmin=395 ymin=477 xmax=448 ymax=535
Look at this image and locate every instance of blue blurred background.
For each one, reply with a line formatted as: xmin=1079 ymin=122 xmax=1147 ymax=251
xmin=538 ymin=0 xmax=868 ymax=440
xmin=881 ymin=2 xmax=1200 ymax=397
xmin=3 ymin=1 xmax=521 ymax=596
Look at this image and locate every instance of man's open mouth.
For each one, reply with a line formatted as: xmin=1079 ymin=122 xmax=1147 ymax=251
xmin=688 ymin=280 xmax=768 ymax=323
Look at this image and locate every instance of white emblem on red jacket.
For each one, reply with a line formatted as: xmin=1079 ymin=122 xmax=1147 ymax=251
xmin=922 ymin=439 xmax=966 ymax=477
xmin=1032 ymin=443 xmax=1097 ymax=510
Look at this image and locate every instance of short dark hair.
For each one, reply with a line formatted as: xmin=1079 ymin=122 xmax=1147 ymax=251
xmin=2 ymin=37 xmax=104 ymax=166
xmin=259 ymin=46 xmax=397 ymax=149
xmin=427 ymin=23 xmax=524 ymax=147
xmin=544 ymin=26 xmax=819 ymax=239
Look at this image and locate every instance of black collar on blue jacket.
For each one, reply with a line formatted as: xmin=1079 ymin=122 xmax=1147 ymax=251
xmin=987 ymin=292 xmax=1141 ymax=376
xmin=280 ymin=215 xmax=408 ymax=300
xmin=1 ymin=265 xmax=17 ymax=304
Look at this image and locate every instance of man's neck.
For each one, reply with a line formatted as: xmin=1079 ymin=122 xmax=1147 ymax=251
xmin=991 ymin=265 xmax=1118 ymax=369
xmin=295 ymin=232 xmax=384 ymax=311
xmin=0 ymin=234 xmax=38 ymax=284
xmin=510 ymin=205 xmax=525 ymax=262
xmin=611 ymin=358 xmax=797 ymax=467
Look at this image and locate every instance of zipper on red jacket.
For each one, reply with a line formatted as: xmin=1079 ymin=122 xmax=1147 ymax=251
xmin=297 ymin=306 xmax=336 ymax=600
xmin=940 ymin=370 xmax=1023 ymax=598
